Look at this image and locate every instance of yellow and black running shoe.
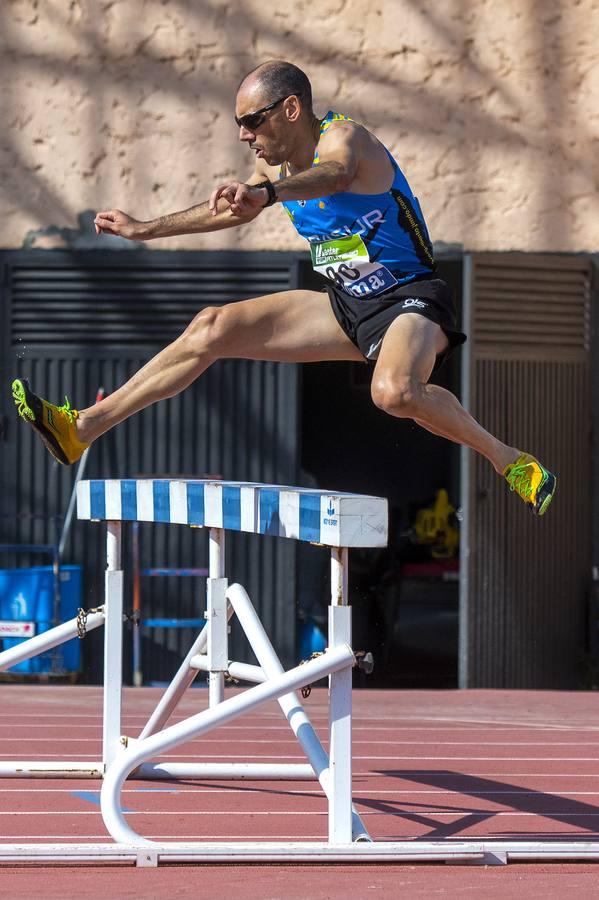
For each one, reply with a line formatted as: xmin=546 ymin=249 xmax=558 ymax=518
xmin=503 ymin=452 xmax=556 ymax=516
xmin=12 ymin=378 xmax=89 ymax=466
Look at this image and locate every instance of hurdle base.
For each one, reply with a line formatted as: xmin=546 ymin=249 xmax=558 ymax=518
xmin=0 ymin=762 xmax=105 ymax=779
xmin=4 ymin=840 xmax=599 ymax=866
xmin=0 ymin=841 xmax=485 ymax=865
xmin=0 ymin=761 xmax=316 ymax=780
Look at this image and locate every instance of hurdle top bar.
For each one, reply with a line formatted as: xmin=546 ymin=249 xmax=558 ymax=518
xmin=77 ymin=480 xmax=388 ymax=548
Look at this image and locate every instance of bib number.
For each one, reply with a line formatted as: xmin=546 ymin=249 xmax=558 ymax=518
xmin=311 ymin=234 xmax=397 ymax=298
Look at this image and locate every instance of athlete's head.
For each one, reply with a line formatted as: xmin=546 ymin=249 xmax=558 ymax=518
xmin=235 ymin=61 xmax=314 ymax=165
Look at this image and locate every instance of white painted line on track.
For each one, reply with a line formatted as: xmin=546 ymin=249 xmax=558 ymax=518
xmin=3 ymin=810 xmax=599 ymax=817
xmin=0 ymin=709 xmax=599 ymax=734
xmin=5 ymin=720 xmax=598 ymax=733
xmin=3 ymin=788 xmax=599 ymax=796
xmin=0 ymin=835 xmax=329 ymax=840
xmin=5 ymin=754 xmax=599 ymax=761
xmin=6 ymin=833 xmax=593 ymax=841
xmin=1 ymin=769 xmax=592 ymax=775
xmin=2 ymin=738 xmax=598 ymax=746
xmin=0 ymin=812 xmax=327 ymax=818
xmin=362 ymin=773 xmax=599 ymax=778
xmin=2 ymin=713 xmax=596 ymax=730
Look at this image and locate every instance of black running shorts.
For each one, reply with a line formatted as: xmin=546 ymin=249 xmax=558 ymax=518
xmin=326 ymin=275 xmax=467 ymax=371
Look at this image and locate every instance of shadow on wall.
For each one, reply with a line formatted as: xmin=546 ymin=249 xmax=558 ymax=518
xmin=0 ymin=1 xmax=595 ymax=254
xmin=23 ymin=210 xmax=145 ymax=250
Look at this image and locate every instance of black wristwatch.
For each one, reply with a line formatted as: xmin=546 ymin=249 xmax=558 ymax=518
xmin=255 ymin=179 xmax=278 ymax=207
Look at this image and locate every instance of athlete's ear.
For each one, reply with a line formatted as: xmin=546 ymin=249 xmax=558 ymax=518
xmin=285 ymin=95 xmax=301 ymax=123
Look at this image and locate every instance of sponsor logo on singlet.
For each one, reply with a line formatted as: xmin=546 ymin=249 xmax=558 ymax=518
xmin=310 ymin=228 xmax=398 ymax=298
xmin=306 ymin=208 xmax=386 ymax=245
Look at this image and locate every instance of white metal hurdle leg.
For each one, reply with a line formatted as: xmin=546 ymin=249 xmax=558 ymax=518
xmin=100 ymin=644 xmax=357 ymax=845
xmin=135 ymin=528 xmax=229 ymax=735
xmin=103 ymin=522 xmax=124 ymax=769
xmin=226 ymin=583 xmax=370 ymax=842
xmin=329 ymin=547 xmax=353 ymax=843
xmin=0 ymin=522 xmax=120 ymax=779
xmin=207 ymin=527 xmax=227 ymax=707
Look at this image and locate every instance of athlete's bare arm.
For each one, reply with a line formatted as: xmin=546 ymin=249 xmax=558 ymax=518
xmin=209 ymin=121 xmax=395 ymax=215
xmin=93 ymin=159 xmax=271 ymax=241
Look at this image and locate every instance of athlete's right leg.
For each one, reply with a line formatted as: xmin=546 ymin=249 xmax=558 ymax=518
xmin=13 ymin=290 xmax=363 ymax=464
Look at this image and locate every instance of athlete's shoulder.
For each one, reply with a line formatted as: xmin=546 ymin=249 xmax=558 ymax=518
xmin=317 ymin=111 xmax=376 ymax=154
xmin=319 ymin=111 xmax=361 ymax=140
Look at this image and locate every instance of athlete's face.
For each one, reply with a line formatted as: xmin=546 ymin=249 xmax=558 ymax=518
xmin=235 ymin=82 xmax=295 ymax=167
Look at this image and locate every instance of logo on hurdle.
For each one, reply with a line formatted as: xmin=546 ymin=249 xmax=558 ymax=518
xmin=323 ymin=502 xmax=338 ymax=527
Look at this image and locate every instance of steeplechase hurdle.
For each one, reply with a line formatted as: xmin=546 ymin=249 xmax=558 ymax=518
xmin=3 ymin=479 xmax=598 ymax=866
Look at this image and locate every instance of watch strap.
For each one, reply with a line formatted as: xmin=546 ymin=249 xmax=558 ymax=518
xmin=255 ymin=179 xmax=277 ymax=207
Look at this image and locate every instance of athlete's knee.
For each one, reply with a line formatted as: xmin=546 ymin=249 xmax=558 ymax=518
xmin=371 ymin=374 xmax=424 ymax=418
xmin=182 ymin=305 xmax=230 ymax=354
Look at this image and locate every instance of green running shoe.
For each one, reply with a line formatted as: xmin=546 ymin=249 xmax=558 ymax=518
xmin=503 ymin=452 xmax=556 ymax=516
xmin=12 ymin=378 xmax=89 ymax=466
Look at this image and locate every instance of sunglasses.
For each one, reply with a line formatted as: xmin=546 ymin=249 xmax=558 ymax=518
xmin=235 ymin=96 xmax=287 ymax=131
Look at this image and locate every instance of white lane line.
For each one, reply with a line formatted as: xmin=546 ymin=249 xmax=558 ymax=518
xmin=351 ymin=756 xmax=599 ymax=761
xmin=2 ymin=788 xmax=599 ymax=796
xmin=0 ymin=707 xmax=599 ymax=733
xmin=5 ymin=722 xmax=597 ymax=734
xmin=0 ymin=714 xmax=595 ymax=730
xmin=363 ymin=773 xmax=599 ymax=778
xmin=4 ymin=833 xmax=592 ymax=841
xmin=0 ymin=811 xmax=325 ymax=817
xmin=3 ymin=810 xmax=599 ymax=817
xmin=0 ymin=769 xmax=599 ymax=780
xmin=4 ymin=718 xmax=594 ymax=731
xmin=0 ymin=835 xmax=328 ymax=840
xmin=2 ymin=739 xmax=598 ymax=747
xmin=4 ymin=754 xmax=599 ymax=761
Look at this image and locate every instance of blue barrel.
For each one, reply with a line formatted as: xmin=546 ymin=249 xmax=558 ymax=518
xmin=0 ymin=565 xmax=82 ymax=674
xmin=298 ymin=618 xmax=327 ymax=661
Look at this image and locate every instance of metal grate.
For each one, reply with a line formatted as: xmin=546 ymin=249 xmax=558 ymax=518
xmin=9 ymin=255 xmax=296 ymax=346
xmin=472 ymin=253 xmax=591 ymax=358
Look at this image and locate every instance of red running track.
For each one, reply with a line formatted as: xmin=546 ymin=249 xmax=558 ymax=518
xmin=2 ymin=685 xmax=599 ymax=897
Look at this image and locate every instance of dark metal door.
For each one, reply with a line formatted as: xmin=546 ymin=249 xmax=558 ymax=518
xmin=460 ymin=253 xmax=592 ymax=688
xmin=0 ymin=259 xmax=17 ymax=547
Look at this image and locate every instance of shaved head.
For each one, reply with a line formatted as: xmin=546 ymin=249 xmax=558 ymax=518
xmin=239 ymin=61 xmax=313 ymax=113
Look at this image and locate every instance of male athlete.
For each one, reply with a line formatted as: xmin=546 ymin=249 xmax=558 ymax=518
xmin=12 ymin=60 xmax=556 ymax=515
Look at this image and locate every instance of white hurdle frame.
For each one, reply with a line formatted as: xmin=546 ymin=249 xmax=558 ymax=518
xmin=3 ymin=477 xmax=599 ymax=866
xmin=0 ymin=479 xmax=381 ymax=857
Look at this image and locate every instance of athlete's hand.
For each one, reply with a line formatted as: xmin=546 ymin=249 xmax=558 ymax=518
xmin=209 ymin=182 xmax=267 ymax=218
xmin=94 ymin=209 xmax=145 ymax=240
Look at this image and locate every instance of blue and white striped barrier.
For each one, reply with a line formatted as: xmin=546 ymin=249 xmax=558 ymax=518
xmin=77 ymin=479 xmax=387 ymax=548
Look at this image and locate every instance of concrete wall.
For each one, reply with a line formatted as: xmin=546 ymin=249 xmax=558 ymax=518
xmin=1 ymin=0 xmax=597 ymax=253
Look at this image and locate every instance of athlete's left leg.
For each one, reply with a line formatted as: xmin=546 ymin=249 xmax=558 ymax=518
xmin=370 ymin=313 xmax=556 ymax=514
xmin=370 ymin=313 xmax=516 ymax=472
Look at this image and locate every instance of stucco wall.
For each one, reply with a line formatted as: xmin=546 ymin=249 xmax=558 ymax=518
xmin=1 ymin=0 xmax=597 ymax=253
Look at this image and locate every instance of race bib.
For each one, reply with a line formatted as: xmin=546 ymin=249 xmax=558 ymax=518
xmin=310 ymin=234 xmax=397 ymax=298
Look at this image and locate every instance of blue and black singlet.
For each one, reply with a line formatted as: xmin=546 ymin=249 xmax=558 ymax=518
xmin=280 ymin=111 xmax=436 ymax=299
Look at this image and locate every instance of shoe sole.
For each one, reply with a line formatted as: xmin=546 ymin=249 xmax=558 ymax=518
xmin=535 ymin=473 xmax=556 ymax=517
xmin=12 ymin=378 xmax=69 ymax=465
xmin=12 ymin=378 xmax=35 ymax=422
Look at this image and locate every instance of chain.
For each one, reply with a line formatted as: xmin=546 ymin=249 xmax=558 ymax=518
xmin=76 ymin=606 xmax=139 ymax=639
xmin=76 ymin=608 xmax=88 ymax=639
xmin=299 ymin=651 xmax=325 ymax=699
xmin=76 ymin=606 xmax=104 ymax=639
